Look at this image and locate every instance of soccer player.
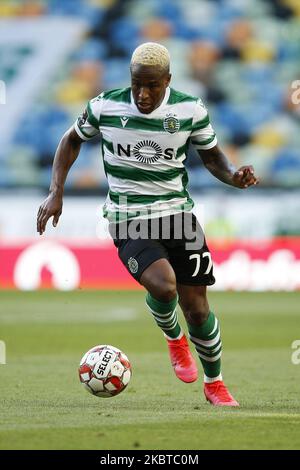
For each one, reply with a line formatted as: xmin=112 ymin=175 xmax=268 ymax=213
xmin=37 ymin=42 xmax=259 ymax=406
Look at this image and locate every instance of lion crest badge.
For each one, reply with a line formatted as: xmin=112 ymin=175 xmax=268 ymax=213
xmin=128 ymin=257 xmax=139 ymax=274
xmin=163 ymin=113 xmax=180 ymax=134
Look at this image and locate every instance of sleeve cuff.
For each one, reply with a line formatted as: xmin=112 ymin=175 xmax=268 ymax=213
xmin=192 ymin=136 xmax=218 ymax=151
xmin=74 ymin=121 xmax=93 ymax=141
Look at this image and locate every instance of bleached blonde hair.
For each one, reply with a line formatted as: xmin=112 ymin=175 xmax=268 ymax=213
xmin=130 ymin=42 xmax=170 ymax=71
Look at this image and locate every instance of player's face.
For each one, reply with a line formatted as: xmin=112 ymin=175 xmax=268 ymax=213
xmin=131 ymin=64 xmax=171 ymax=114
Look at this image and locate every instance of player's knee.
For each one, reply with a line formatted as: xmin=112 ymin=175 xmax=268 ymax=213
xmin=160 ymin=280 xmax=177 ymax=303
xmin=186 ymin=308 xmax=209 ymax=326
xmin=148 ymin=277 xmax=177 ymax=303
xmin=141 ymin=259 xmax=177 ymax=302
xmin=142 ymin=270 xmax=177 ymax=302
xmin=181 ymin=295 xmax=209 ymax=325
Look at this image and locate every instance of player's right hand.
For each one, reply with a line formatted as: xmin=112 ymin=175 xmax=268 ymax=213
xmin=37 ymin=193 xmax=63 ymax=235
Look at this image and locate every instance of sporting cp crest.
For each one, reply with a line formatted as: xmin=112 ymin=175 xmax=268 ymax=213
xmin=128 ymin=257 xmax=139 ymax=274
xmin=163 ymin=113 xmax=180 ymax=134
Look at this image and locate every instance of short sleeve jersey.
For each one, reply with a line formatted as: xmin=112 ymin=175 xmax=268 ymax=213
xmin=74 ymin=87 xmax=217 ymax=222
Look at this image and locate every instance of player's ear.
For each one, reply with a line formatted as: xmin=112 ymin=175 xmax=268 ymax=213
xmin=166 ymin=73 xmax=171 ymax=86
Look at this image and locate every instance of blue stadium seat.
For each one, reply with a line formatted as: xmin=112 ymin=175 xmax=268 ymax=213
xmin=103 ymin=58 xmax=131 ymax=88
xmin=73 ymin=39 xmax=107 ymax=61
xmin=172 ymin=20 xmax=202 ymax=41
xmin=214 ymin=103 xmax=250 ymax=136
xmin=155 ymin=1 xmax=182 ymax=22
xmin=109 ymin=18 xmax=139 ymax=44
xmin=271 ymin=149 xmax=300 ymax=185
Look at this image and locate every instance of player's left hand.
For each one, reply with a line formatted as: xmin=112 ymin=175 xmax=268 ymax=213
xmin=232 ymin=166 xmax=259 ymax=189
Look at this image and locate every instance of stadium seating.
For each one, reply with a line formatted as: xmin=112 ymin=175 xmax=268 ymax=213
xmin=0 ymin=0 xmax=299 ymax=191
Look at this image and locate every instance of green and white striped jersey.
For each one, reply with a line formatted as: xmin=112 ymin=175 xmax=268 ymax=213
xmin=74 ymin=86 xmax=217 ymax=222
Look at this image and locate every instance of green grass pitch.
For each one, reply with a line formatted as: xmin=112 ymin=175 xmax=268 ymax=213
xmin=0 ymin=290 xmax=299 ymax=450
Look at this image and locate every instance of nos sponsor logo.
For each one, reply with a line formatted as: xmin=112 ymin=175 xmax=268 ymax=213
xmin=117 ymin=140 xmax=175 ymax=162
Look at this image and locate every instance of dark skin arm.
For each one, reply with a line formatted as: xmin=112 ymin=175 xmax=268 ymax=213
xmin=198 ymin=144 xmax=259 ymax=188
xmin=37 ymin=126 xmax=84 ymax=235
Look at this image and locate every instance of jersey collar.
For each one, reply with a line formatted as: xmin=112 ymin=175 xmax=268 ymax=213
xmin=130 ymin=87 xmax=170 ymax=115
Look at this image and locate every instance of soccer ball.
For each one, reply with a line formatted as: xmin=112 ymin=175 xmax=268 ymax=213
xmin=78 ymin=345 xmax=132 ymax=398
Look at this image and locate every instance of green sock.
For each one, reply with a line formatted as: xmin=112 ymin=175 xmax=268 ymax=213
xmin=188 ymin=311 xmax=222 ymax=381
xmin=146 ymin=293 xmax=182 ymax=339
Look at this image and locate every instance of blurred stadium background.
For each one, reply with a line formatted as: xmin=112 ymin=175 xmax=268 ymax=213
xmin=0 ymin=0 xmax=300 ymax=291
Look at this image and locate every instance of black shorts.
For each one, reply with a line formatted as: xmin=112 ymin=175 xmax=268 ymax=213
xmin=109 ymin=212 xmax=215 ymax=286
